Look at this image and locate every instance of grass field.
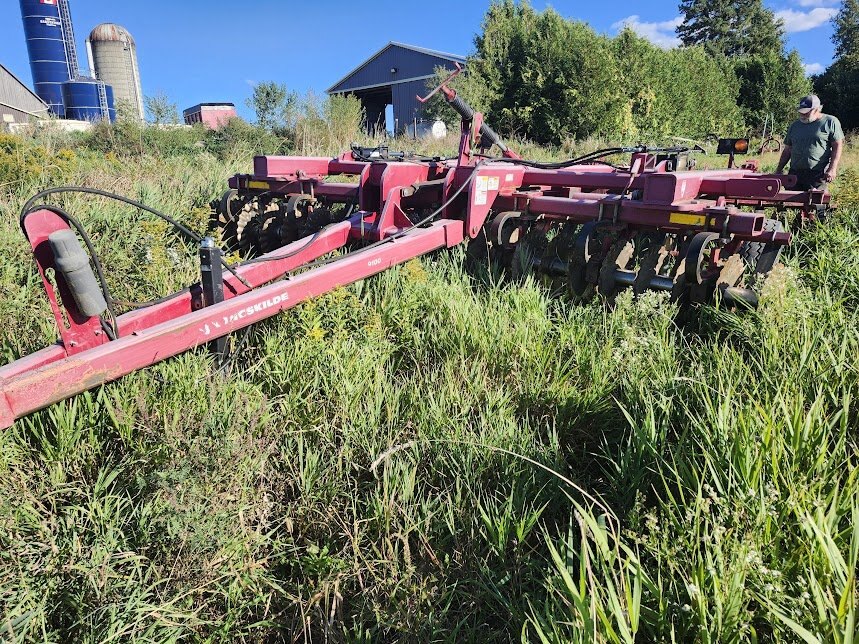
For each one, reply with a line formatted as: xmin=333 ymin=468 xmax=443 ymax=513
xmin=0 ymin=121 xmax=857 ymax=642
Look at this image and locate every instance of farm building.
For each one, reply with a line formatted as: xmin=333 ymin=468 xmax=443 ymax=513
xmin=327 ymin=42 xmax=465 ymax=134
xmin=183 ymin=103 xmax=238 ymax=129
xmin=0 ymin=63 xmax=48 ymax=130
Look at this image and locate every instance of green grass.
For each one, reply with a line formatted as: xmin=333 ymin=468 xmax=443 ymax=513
xmin=0 ymin=123 xmax=857 ymax=642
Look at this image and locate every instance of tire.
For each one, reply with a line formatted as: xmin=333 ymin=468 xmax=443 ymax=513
xmin=739 ymin=218 xmax=783 ymax=275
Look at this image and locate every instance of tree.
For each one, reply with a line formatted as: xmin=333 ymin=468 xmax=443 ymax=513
xmin=815 ymin=0 xmax=859 ymax=130
xmin=676 ymin=0 xmax=785 ymax=57
xmin=422 ymin=1 xmax=743 ymax=143
xmin=733 ymin=50 xmax=810 ymax=133
xmin=833 ymin=0 xmax=859 ymax=59
xmin=246 ymin=82 xmax=296 ymax=131
xmin=612 ymin=28 xmax=743 ymax=139
xmin=443 ymin=0 xmax=625 ymax=144
xmin=144 ymin=91 xmax=179 ymax=125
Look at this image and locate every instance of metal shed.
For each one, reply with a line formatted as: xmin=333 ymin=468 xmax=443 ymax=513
xmin=327 ymin=42 xmax=465 ymax=134
xmin=0 ymin=63 xmax=48 ymax=130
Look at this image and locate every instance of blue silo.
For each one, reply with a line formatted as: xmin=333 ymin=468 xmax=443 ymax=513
xmin=62 ymin=79 xmax=115 ymax=122
xmin=19 ymin=0 xmax=78 ymax=118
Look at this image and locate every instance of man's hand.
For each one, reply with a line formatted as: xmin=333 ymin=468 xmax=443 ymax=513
xmin=824 ymin=167 xmax=838 ymax=182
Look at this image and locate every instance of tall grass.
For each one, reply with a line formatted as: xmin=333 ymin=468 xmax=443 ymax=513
xmin=0 ymin=123 xmax=856 ymax=641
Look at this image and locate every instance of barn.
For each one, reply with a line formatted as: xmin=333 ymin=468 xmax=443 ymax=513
xmin=326 ymin=42 xmax=465 ymax=134
xmin=0 ymin=63 xmax=48 ymax=131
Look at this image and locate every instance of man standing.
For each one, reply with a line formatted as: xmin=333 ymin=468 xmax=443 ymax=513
xmin=775 ymin=95 xmax=844 ymax=191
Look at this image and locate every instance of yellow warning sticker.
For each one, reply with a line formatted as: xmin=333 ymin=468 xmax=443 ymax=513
xmin=669 ymin=213 xmax=707 ymax=226
xmin=248 ymin=181 xmax=269 ymax=190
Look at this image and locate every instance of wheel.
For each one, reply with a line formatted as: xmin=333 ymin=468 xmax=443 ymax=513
xmin=738 ymin=218 xmax=784 ymax=275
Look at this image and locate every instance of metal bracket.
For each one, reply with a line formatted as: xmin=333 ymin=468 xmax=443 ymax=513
xmin=199 ymin=237 xmax=228 ymax=358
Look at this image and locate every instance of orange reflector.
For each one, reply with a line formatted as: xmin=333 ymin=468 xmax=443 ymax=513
xmin=734 ymin=139 xmax=749 ymax=153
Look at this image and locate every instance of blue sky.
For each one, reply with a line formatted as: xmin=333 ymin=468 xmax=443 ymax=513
xmin=2 ymin=0 xmax=840 ymax=120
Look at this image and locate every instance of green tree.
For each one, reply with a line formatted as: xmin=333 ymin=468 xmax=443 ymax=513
xmin=422 ymin=1 xmax=743 ymax=143
xmin=814 ymin=58 xmax=859 ymax=129
xmin=815 ymin=0 xmax=859 ymax=130
xmin=833 ymin=0 xmax=859 ymax=59
xmin=246 ymin=82 xmax=297 ymax=131
xmin=144 ymin=91 xmax=179 ymax=125
xmin=733 ymin=50 xmax=811 ymax=133
xmin=440 ymin=0 xmax=625 ymax=144
xmin=676 ymin=0 xmax=785 ymax=57
xmin=612 ymin=28 xmax=742 ymax=139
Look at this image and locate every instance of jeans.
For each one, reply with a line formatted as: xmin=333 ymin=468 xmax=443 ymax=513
xmin=791 ymin=168 xmax=826 ymax=191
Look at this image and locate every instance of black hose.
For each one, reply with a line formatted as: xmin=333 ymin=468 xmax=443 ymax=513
xmin=21 ymin=204 xmax=120 ymax=339
xmin=20 ymin=186 xmax=251 ymax=289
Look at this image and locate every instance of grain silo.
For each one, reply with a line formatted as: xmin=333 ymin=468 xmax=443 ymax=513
xmin=19 ymin=0 xmax=80 ymax=117
xmin=87 ymin=23 xmax=143 ymax=120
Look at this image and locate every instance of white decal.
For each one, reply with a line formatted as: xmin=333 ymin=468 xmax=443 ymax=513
xmin=200 ymin=290 xmax=290 ymax=336
xmin=367 ymin=257 xmax=382 ymax=268
xmin=488 ymin=176 xmax=500 ymax=191
xmin=474 ymin=175 xmax=489 ymax=206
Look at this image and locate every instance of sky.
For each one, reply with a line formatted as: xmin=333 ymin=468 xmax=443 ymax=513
xmin=1 ymin=0 xmax=840 ymax=121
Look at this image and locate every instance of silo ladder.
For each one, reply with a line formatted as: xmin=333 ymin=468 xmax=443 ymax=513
xmin=97 ymin=82 xmax=109 ymax=120
xmin=58 ymin=0 xmax=80 ymax=78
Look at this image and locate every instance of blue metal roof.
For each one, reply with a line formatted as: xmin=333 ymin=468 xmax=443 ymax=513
xmin=327 ymin=42 xmax=465 ymax=94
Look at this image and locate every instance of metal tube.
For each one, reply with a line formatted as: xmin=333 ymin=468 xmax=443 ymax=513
xmin=613 ymin=270 xmax=673 ymax=291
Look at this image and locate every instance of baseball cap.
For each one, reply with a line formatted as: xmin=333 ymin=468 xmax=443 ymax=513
xmin=797 ymin=95 xmax=821 ymax=114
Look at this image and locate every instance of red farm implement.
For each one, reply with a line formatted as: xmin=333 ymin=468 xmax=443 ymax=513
xmin=1 ymin=70 xmax=829 ymax=428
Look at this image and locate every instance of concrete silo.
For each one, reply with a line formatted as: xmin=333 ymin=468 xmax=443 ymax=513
xmin=87 ymin=23 xmax=143 ymax=120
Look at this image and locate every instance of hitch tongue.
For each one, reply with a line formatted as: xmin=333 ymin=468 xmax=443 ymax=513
xmin=48 ymin=229 xmax=107 ymax=317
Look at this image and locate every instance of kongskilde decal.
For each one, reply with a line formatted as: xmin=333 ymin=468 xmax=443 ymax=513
xmin=200 ymin=290 xmax=289 ymax=336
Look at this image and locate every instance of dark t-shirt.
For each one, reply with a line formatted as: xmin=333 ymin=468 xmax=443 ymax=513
xmin=784 ymin=114 xmax=844 ymax=172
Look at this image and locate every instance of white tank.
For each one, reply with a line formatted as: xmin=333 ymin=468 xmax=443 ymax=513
xmin=87 ymin=23 xmax=144 ymax=121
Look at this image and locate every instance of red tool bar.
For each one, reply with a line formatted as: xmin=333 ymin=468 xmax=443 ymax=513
xmin=118 ymin=221 xmax=355 ymax=336
xmin=227 ymin=176 xmax=360 ymax=202
xmin=527 ymin=195 xmax=767 ymax=237
xmin=520 ymin=167 xmax=643 ymax=191
xmin=253 ymin=155 xmax=368 ymax=178
xmin=0 ymin=219 xmax=465 ymax=428
xmin=519 ymin=167 xmax=791 ymax=202
xmin=0 ymin=219 xmax=356 ymax=384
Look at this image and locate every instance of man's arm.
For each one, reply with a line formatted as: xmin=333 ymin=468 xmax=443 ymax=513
xmin=825 ymin=139 xmax=843 ymax=182
xmin=775 ymin=145 xmax=792 ymax=173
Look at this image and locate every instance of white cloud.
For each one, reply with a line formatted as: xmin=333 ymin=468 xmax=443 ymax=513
xmin=611 ymin=15 xmax=682 ymax=49
xmin=775 ymin=7 xmax=838 ymax=32
xmin=803 ymin=62 xmax=824 ymax=74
